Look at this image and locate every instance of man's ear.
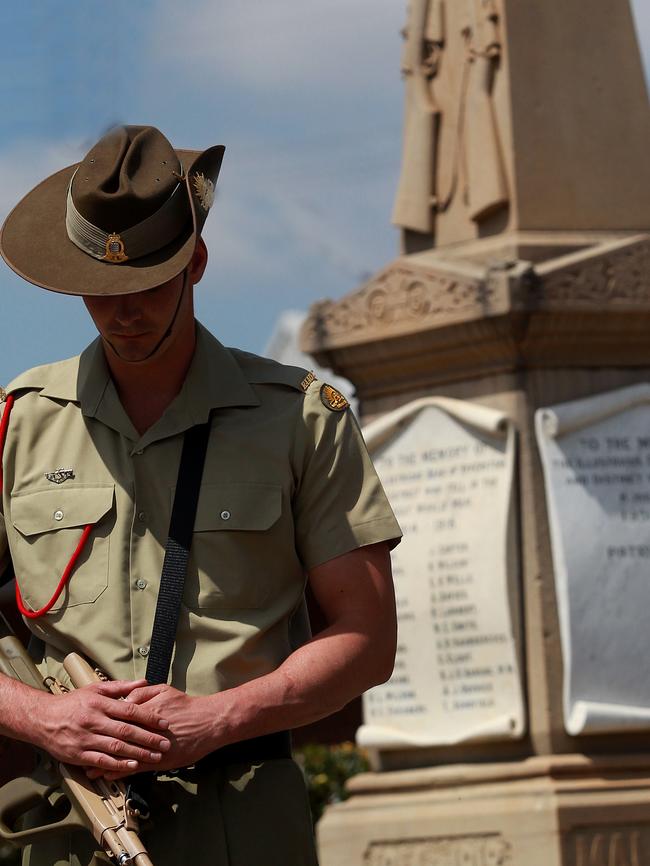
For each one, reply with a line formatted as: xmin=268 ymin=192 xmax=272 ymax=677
xmin=189 ymin=237 xmax=208 ymax=285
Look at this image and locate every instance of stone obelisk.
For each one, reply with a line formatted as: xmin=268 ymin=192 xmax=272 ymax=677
xmin=301 ymin=0 xmax=650 ymax=863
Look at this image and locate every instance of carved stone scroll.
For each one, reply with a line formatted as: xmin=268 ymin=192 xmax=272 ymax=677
xmin=536 ymin=383 xmax=650 ymax=735
xmin=358 ymin=397 xmax=524 ymax=749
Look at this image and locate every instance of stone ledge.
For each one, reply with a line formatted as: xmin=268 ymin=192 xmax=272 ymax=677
xmin=300 ymin=233 xmax=650 ymax=398
xmin=345 ymin=753 xmax=650 ymax=796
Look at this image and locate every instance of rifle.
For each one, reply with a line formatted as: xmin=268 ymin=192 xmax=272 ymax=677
xmin=0 ymin=612 xmax=154 ymax=866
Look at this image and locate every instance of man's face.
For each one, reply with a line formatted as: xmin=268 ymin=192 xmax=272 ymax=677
xmin=83 ymin=271 xmax=191 ymax=363
xmin=82 ymin=240 xmax=207 ymax=364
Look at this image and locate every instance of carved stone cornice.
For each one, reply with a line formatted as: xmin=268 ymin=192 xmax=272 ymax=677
xmin=522 ymin=234 xmax=650 ymax=309
xmin=300 ymin=232 xmax=650 ymax=399
xmin=301 ymin=259 xmax=498 ymax=347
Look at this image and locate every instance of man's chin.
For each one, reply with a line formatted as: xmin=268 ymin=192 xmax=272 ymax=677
xmin=105 ymin=337 xmax=157 ymax=363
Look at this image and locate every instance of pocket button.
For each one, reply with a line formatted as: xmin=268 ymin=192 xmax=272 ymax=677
xmin=220 ymin=510 xmax=231 ymax=521
xmin=53 ymin=510 xmax=64 ymax=521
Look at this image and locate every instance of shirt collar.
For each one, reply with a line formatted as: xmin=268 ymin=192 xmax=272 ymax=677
xmin=39 ymin=321 xmax=260 ymax=444
xmin=179 ymin=321 xmax=261 ymax=422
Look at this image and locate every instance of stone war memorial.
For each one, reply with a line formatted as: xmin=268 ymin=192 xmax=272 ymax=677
xmin=301 ymin=0 xmax=650 ymax=863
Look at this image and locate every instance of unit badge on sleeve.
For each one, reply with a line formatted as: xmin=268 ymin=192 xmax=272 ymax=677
xmin=320 ymin=384 xmax=349 ymax=412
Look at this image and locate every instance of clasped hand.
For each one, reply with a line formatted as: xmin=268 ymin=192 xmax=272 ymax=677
xmin=32 ymin=680 xmax=216 ymax=781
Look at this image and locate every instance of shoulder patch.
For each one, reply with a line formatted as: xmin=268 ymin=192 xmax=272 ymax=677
xmin=320 ymin=383 xmax=350 ymax=412
xmin=300 ymin=371 xmax=317 ymax=393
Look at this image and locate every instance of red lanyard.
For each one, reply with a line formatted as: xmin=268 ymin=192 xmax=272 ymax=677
xmin=0 ymin=395 xmax=94 ymax=619
xmin=0 ymin=395 xmax=14 ymax=492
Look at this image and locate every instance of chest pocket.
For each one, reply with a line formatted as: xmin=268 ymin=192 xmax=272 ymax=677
xmin=183 ymin=482 xmax=284 ymax=610
xmin=10 ymin=484 xmax=114 ymax=613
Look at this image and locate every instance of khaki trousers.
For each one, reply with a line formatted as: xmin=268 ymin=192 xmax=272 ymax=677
xmin=23 ymin=760 xmax=319 ymax=866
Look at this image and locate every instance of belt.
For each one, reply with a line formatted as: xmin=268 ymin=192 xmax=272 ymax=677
xmin=129 ymin=731 xmax=292 ymax=795
xmin=196 ymin=730 xmax=292 ymax=770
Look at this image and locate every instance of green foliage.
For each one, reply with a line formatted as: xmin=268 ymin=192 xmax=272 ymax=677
xmin=295 ymin=742 xmax=370 ymax=825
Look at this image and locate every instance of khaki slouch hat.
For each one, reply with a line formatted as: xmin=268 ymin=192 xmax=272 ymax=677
xmin=0 ymin=125 xmax=224 ymax=296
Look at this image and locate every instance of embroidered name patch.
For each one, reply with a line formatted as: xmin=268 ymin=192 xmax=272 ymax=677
xmin=45 ymin=468 xmax=75 ymax=485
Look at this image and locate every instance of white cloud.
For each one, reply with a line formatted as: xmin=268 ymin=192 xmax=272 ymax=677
xmin=0 ymin=138 xmax=86 ymax=223
xmin=151 ymin=0 xmax=403 ymax=94
xmin=200 ymin=130 xmax=400 ymax=298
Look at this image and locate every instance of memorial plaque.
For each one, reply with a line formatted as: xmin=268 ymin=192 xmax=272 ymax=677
xmin=358 ymin=398 xmax=524 ymax=749
xmin=536 ymin=383 xmax=650 ymax=735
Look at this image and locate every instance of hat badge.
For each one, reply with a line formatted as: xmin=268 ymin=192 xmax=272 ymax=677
xmin=192 ymin=172 xmax=215 ymax=211
xmin=102 ymin=233 xmax=128 ymax=263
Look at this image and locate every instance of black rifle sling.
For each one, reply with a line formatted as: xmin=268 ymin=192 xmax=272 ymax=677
xmin=146 ymin=419 xmax=212 ymax=685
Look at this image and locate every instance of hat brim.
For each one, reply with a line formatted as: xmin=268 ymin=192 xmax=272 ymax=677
xmin=0 ymin=146 xmax=224 ymax=296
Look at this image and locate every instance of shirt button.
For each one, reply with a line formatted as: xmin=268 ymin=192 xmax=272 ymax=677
xmin=137 ymin=511 xmax=147 ymax=522
xmin=134 ymin=449 xmax=144 ymax=456
xmin=138 ymin=646 xmax=150 ymax=657
xmin=53 ymin=510 xmax=64 ymax=521
xmin=220 ymin=510 xmax=231 ymax=521
xmin=135 ymin=579 xmax=147 ymax=590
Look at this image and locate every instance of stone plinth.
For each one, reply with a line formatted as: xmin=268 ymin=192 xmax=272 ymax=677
xmin=318 ymin=755 xmax=650 ymax=866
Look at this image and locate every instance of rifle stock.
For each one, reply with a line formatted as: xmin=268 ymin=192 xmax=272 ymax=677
xmin=0 ymin=613 xmax=154 ymax=866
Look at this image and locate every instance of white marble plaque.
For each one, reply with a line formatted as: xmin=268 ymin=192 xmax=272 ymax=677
xmin=358 ymin=398 xmax=524 ymax=749
xmin=536 ymin=383 xmax=650 ymax=735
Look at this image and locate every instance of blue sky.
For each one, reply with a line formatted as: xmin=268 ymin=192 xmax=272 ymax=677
xmin=0 ymin=1 xmax=648 ymax=384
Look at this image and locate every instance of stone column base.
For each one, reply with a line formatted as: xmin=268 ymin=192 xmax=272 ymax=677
xmin=317 ymin=754 xmax=650 ymax=866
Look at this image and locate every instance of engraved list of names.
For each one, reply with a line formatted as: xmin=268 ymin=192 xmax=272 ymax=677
xmin=358 ymin=399 xmax=524 ymax=749
xmin=537 ymin=383 xmax=650 ymax=736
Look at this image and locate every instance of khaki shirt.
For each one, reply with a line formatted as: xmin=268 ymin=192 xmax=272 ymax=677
xmin=0 ymin=323 xmax=401 ymax=695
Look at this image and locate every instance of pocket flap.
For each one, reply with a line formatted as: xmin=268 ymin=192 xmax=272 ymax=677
xmin=12 ymin=484 xmax=115 ymax=537
xmin=191 ymin=483 xmax=282 ymax=532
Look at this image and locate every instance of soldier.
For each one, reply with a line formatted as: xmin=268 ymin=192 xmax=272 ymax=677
xmin=0 ymin=125 xmax=401 ymax=866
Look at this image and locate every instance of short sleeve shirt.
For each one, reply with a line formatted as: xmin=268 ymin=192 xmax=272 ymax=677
xmin=0 ymin=323 xmax=401 ymax=695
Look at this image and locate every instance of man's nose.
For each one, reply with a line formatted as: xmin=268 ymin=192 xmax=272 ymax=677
xmin=113 ymin=298 xmax=142 ymax=326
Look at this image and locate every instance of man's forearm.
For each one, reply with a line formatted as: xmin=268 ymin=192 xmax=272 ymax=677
xmin=0 ymin=672 xmax=46 ymax=744
xmin=205 ymin=543 xmax=397 ymax=747
xmin=196 ymin=543 xmax=396 ymax=748
xmin=205 ymin=621 xmax=393 ymax=748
